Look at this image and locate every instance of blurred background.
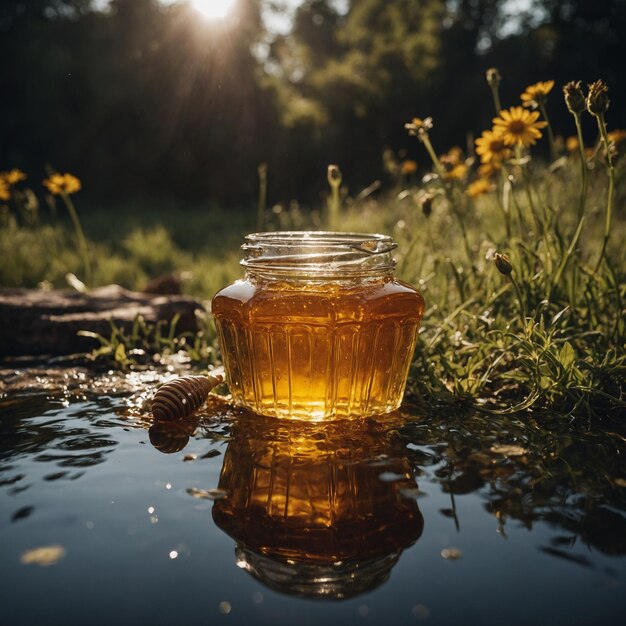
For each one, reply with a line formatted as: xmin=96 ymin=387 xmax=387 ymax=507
xmin=2 ymin=0 xmax=625 ymax=211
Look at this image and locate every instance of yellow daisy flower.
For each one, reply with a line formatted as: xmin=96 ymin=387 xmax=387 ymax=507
xmin=566 ymin=136 xmax=580 ymax=153
xmin=478 ymin=162 xmax=501 ymax=179
xmin=466 ymin=178 xmax=493 ymax=199
xmin=475 ymin=129 xmax=512 ymax=163
xmin=608 ymin=129 xmax=626 ymax=145
xmin=1 ymin=168 xmax=27 ymax=185
xmin=492 ymin=107 xmax=547 ymax=148
xmin=443 ymin=163 xmax=468 ymax=181
xmin=0 ymin=179 xmax=10 ymax=201
xmin=43 ymin=173 xmax=82 ymax=196
xmin=521 ymin=80 xmax=555 ymax=109
xmin=400 ymin=159 xmax=418 ymax=175
xmin=440 ymin=146 xmax=463 ymax=166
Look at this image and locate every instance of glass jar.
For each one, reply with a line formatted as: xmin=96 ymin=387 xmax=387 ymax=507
xmin=212 ymin=232 xmax=425 ymax=420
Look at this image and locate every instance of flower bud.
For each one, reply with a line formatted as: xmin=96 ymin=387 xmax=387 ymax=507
xmin=586 ymin=80 xmax=610 ymax=116
xmin=494 ymin=252 xmax=512 ymax=276
xmin=418 ymin=191 xmax=435 ymax=217
xmin=404 ymin=117 xmax=433 ymax=142
xmin=327 ymin=164 xmax=342 ymax=188
xmin=563 ymin=81 xmax=586 ymax=115
xmin=486 ymin=68 xmax=501 ymax=88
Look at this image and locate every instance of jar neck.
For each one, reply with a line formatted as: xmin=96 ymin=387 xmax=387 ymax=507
xmin=240 ymin=231 xmax=397 ymax=280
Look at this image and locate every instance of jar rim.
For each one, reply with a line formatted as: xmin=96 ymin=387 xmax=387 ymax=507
xmin=241 ymin=231 xmax=397 ymax=277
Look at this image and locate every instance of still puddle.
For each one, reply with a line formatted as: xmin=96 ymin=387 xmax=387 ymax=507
xmin=1 ymin=366 xmax=625 ymax=625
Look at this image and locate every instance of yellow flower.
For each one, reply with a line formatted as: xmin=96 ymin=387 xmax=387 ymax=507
xmin=439 ymin=147 xmax=467 ymax=180
xmin=478 ymin=162 xmax=501 ymax=179
xmin=608 ymin=129 xmax=626 ymax=145
xmin=440 ymin=146 xmax=463 ymax=166
xmin=443 ymin=163 xmax=468 ymax=181
xmin=475 ymin=129 xmax=512 ymax=163
xmin=1 ymin=168 xmax=27 ymax=185
xmin=0 ymin=179 xmax=10 ymax=202
xmin=566 ymin=136 xmax=580 ymax=153
xmin=466 ymin=178 xmax=493 ymax=199
xmin=400 ymin=159 xmax=418 ymax=175
xmin=492 ymin=106 xmax=547 ymax=148
xmin=43 ymin=173 xmax=82 ymax=195
xmin=520 ymin=80 xmax=554 ymax=109
xmin=405 ymin=117 xmax=433 ymax=138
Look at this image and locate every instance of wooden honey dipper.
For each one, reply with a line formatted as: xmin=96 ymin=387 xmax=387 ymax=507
xmin=151 ymin=367 xmax=225 ymax=421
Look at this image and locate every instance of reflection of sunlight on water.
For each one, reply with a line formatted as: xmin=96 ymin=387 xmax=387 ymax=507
xmin=212 ymin=411 xmax=423 ymax=599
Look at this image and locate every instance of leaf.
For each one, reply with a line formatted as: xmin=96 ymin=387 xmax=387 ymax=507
xmin=559 ymin=342 xmax=575 ymax=370
xmin=20 ymin=545 xmax=66 ymax=567
xmin=114 ymin=342 xmax=126 ymax=363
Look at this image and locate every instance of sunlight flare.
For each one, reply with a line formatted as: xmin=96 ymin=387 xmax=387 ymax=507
xmin=191 ymin=0 xmax=235 ymax=20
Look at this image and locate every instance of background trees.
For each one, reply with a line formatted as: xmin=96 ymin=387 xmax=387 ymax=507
xmin=1 ymin=0 xmax=624 ymax=208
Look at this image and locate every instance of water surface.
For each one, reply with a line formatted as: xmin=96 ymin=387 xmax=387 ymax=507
xmin=1 ymin=367 xmax=625 ymax=625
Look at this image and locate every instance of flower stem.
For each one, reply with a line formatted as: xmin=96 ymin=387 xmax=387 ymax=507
xmin=328 ymin=182 xmax=340 ymax=231
xmin=509 ymin=274 xmax=527 ymax=328
xmin=552 ymin=112 xmax=588 ymax=286
xmin=421 ymin=134 xmax=444 ymax=179
xmin=490 ymin=84 xmax=502 ymax=114
xmin=593 ymin=113 xmax=614 ymax=274
xmin=497 ymin=168 xmax=511 ymax=240
xmin=62 ymin=192 xmax=92 ymax=287
xmin=256 ymin=164 xmax=267 ymax=232
xmin=539 ymin=103 xmax=557 ymax=162
xmin=421 ymin=134 xmax=474 ymax=267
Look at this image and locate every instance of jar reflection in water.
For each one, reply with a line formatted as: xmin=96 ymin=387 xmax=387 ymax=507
xmin=212 ymin=232 xmax=425 ymax=420
xmin=212 ymin=412 xmax=424 ymax=599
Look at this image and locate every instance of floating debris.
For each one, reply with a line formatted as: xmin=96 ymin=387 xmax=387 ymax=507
xmin=186 ymin=487 xmax=227 ymax=500
xmin=183 ymin=454 xmax=197 ymax=462
xmin=441 ymin=547 xmax=463 ymax=560
xmin=200 ymin=449 xmax=221 ymax=459
xmin=489 ymin=444 xmax=528 ymax=457
xmin=20 ymin=545 xmax=66 ymax=567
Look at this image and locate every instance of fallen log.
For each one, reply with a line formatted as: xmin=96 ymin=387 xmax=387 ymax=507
xmin=0 ymin=285 xmax=205 ymax=357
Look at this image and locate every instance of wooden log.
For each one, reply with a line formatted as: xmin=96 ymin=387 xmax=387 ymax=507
xmin=0 ymin=285 xmax=205 ymax=356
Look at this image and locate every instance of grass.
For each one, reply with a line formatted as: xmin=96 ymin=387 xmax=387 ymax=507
xmin=1 ymin=75 xmax=624 ymax=420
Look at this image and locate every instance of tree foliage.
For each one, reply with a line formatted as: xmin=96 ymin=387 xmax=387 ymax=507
xmin=1 ymin=0 xmax=625 ymax=207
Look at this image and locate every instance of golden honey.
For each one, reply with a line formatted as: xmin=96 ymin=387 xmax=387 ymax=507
xmin=212 ymin=232 xmax=425 ymax=420
xmin=212 ymin=412 xmax=423 ymax=598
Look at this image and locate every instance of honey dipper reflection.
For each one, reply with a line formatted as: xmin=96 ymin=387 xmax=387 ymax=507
xmin=212 ymin=411 xmax=423 ymax=600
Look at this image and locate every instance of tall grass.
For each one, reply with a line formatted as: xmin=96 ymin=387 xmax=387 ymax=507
xmin=1 ymin=74 xmax=624 ymax=420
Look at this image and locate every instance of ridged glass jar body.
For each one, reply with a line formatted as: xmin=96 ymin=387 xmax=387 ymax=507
xmin=212 ymin=232 xmax=425 ymax=420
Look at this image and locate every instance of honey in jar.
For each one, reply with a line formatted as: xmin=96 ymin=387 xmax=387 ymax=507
xmin=212 ymin=232 xmax=425 ymax=420
xmin=212 ymin=412 xmax=423 ymax=599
